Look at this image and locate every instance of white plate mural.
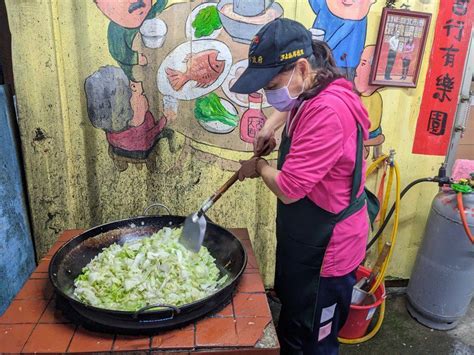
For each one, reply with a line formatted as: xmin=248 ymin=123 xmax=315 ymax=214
xmin=185 ymin=3 xmax=222 ymax=40
xmin=222 ymin=59 xmax=271 ymax=108
xmin=157 ymin=40 xmax=232 ymax=101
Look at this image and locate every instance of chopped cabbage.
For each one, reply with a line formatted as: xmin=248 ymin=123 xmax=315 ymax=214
xmin=73 ymin=227 xmax=227 ymax=311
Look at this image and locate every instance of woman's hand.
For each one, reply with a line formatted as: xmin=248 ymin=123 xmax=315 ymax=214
xmin=254 ymin=130 xmax=277 ymax=157
xmin=238 ymin=157 xmax=268 ymax=181
xmin=253 ymin=109 xmax=287 ymax=156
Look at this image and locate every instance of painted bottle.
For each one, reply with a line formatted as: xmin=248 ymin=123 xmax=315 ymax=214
xmin=240 ymin=93 xmax=266 ymax=143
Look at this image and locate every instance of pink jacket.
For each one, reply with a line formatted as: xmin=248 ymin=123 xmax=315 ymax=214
xmin=276 ymin=78 xmax=371 ymax=277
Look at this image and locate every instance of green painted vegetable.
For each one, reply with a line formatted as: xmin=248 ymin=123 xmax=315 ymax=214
xmin=195 ymin=93 xmax=238 ymax=127
xmin=192 ymin=6 xmax=222 ymax=38
xmin=73 ymin=227 xmax=227 ymax=311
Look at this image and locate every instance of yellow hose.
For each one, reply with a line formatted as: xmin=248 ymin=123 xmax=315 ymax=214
xmin=366 ymin=154 xmax=388 ymax=176
xmin=368 ymin=154 xmax=390 ymax=253
xmin=370 ymin=162 xmax=401 ymax=294
xmin=378 ymin=166 xmax=394 ymax=252
xmin=339 ymin=158 xmax=401 ymax=345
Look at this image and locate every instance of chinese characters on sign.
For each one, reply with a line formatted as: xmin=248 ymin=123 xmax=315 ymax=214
xmin=433 ymin=73 xmax=455 ymax=102
xmin=386 ymin=15 xmax=425 ymax=39
xmin=440 ymin=45 xmax=459 ymax=67
xmin=443 ymin=19 xmax=464 ymax=41
xmin=412 ymin=0 xmax=473 ymax=155
xmin=427 ymin=111 xmax=448 ymax=136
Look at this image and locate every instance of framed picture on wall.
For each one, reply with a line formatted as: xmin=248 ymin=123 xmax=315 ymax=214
xmin=370 ymin=8 xmax=431 ymax=88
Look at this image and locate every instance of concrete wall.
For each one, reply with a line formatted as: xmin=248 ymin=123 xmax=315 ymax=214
xmin=5 ymin=0 xmax=446 ymax=286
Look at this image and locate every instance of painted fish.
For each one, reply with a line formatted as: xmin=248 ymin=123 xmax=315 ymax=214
xmin=166 ymin=50 xmax=225 ymax=91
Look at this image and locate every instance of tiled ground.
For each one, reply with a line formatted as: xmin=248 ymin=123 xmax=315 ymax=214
xmin=0 ymin=229 xmax=279 ymax=354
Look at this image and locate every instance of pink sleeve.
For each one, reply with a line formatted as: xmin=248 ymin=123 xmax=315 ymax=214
xmin=276 ymin=105 xmax=344 ymax=200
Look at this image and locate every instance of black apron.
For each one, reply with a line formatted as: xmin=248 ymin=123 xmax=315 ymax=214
xmin=275 ymin=108 xmax=366 ymax=351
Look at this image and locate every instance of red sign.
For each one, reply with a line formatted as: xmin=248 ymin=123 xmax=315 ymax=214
xmin=412 ymin=0 xmax=474 ymax=155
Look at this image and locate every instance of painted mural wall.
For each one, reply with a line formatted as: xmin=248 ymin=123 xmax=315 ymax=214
xmin=83 ymin=0 xmax=389 ymax=165
xmin=6 ymin=0 xmax=451 ymax=285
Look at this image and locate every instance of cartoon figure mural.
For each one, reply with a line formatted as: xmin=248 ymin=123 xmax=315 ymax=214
xmin=85 ymin=0 xmax=170 ymax=171
xmin=308 ymin=0 xmax=376 ymax=81
xmin=354 ymin=45 xmax=385 ymax=158
xmin=85 ymin=66 xmax=171 ymax=172
xmin=95 ymin=0 xmax=167 ymax=81
xmin=83 ymin=0 xmax=305 ymax=171
xmin=84 ymin=0 xmax=393 ymax=170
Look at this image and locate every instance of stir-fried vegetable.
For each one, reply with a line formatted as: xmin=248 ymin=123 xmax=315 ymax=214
xmin=73 ymin=227 xmax=227 ymax=311
xmin=195 ymin=93 xmax=239 ymax=127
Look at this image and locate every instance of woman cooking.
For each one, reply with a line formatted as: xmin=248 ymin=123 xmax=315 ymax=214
xmin=231 ymin=19 xmax=371 ymax=354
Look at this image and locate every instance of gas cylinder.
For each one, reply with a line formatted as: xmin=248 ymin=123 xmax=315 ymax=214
xmin=407 ymin=190 xmax=474 ymax=330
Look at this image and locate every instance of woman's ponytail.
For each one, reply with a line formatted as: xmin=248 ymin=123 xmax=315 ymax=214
xmin=299 ymin=40 xmax=342 ymax=100
xmin=277 ymin=39 xmax=344 ymax=100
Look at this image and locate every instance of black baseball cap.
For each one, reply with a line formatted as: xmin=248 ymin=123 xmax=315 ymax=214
xmin=230 ymin=18 xmax=313 ymax=94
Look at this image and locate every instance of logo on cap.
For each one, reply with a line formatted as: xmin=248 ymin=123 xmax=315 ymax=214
xmin=252 ymin=35 xmax=260 ymax=45
xmin=280 ymin=49 xmax=305 ymax=61
xmin=250 ymin=55 xmax=264 ymax=64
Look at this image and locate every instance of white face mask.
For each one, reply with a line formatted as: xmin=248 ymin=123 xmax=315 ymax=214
xmin=264 ymin=67 xmax=304 ymax=112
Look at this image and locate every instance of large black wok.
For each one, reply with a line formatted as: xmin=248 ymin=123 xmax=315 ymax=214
xmin=49 ymin=208 xmax=247 ymax=334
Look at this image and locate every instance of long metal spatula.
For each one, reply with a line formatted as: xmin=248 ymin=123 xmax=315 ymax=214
xmin=180 ymin=170 xmax=240 ymax=253
xmin=180 ymin=138 xmax=275 ymax=253
xmin=178 ymin=139 xmax=276 ymax=254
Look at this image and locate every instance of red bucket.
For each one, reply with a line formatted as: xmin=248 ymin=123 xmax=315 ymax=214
xmin=339 ymin=265 xmax=386 ymax=339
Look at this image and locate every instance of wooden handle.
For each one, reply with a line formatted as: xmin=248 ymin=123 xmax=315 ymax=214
xmin=203 ymin=149 xmax=269 ymax=212
xmin=208 ymin=152 xmax=262 ymax=206
xmin=211 ymin=171 xmax=240 ymax=204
